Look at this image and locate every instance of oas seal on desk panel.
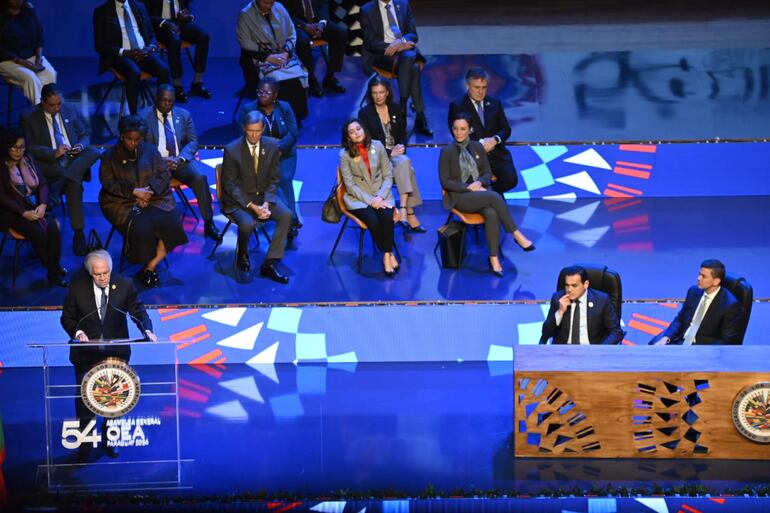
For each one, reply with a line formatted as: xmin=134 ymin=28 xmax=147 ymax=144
xmin=81 ymin=357 xmax=141 ymax=418
xmin=732 ymin=382 xmax=770 ymax=443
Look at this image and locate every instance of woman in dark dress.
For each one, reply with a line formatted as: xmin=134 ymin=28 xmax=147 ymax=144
xmin=0 ymin=127 xmax=67 ymax=286
xmin=358 ymin=75 xmax=425 ymax=232
xmin=98 ymin=116 xmax=188 ymax=288
xmin=439 ymin=114 xmax=535 ymax=277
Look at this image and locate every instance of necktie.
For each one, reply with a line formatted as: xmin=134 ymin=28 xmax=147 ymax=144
xmin=302 ymin=0 xmax=315 ymax=21
xmin=123 ymin=2 xmax=140 ymax=50
xmin=570 ymin=300 xmax=581 ymax=344
xmin=252 ymin=144 xmax=259 ymax=176
xmin=52 ymin=114 xmax=66 ymax=146
xmin=99 ymin=287 xmax=108 ymax=321
xmin=683 ymin=294 xmax=709 ymax=345
xmin=163 ymin=114 xmax=177 ymax=157
xmin=385 ymin=3 xmax=402 ymax=39
xmin=476 ymin=100 xmax=485 ymax=126
xmin=168 ymin=0 xmax=176 ymax=20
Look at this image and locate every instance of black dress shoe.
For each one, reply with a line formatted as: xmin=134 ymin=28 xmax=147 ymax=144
xmin=190 ymin=82 xmax=213 ymax=99
xmin=73 ymin=231 xmax=87 ymax=256
xmin=308 ymin=78 xmax=323 ymax=98
xmin=516 ymin=241 xmax=536 ymax=252
xmin=414 ymin=115 xmax=433 ymax=137
xmin=137 ymin=269 xmax=159 ymax=288
xmin=174 ymin=86 xmax=189 ymax=103
xmin=323 ymin=76 xmax=346 ymax=94
xmin=150 ymin=270 xmax=160 ymax=288
xmin=260 ymin=261 xmax=289 ymax=284
xmin=237 ymin=253 xmax=251 ymax=273
xmin=287 ymin=226 xmax=299 ymax=241
xmin=204 ymin=220 xmax=221 ymax=241
xmin=59 ymin=266 xmax=68 ymax=276
xmin=488 ymin=258 xmax=504 ymax=277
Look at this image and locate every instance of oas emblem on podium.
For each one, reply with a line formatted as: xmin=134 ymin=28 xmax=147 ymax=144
xmin=81 ymin=357 xmax=141 ymax=418
xmin=732 ymin=382 xmax=770 ymax=443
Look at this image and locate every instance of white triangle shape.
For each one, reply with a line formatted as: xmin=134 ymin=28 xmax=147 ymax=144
xmin=555 ymin=171 xmax=601 ymax=195
xmin=564 ymin=226 xmax=610 ymax=247
xmin=564 ymin=148 xmax=611 ymax=170
xmin=203 ymin=307 xmax=247 ymax=327
xmin=205 ymin=400 xmax=248 ymax=420
xmin=543 ymin=192 xmax=577 ymax=203
xmin=201 ymin=157 xmax=223 ymax=169
xmin=556 ymin=201 xmax=600 ymax=225
xmin=247 ymin=341 xmax=279 ymax=365
xmin=219 ymin=376 xmax=265 ymax=403
xmin=216 ymin=322 xmax=263 ymax=351
xmin=247 ymin=362 xmax=280 ymax=384
xmin=311 ymin=501 xmax=347 ymax=513
xmin=357 ymin=508 xmax=366 ymax=513
xmin=634 ymin=498 xmax=669 ymax=513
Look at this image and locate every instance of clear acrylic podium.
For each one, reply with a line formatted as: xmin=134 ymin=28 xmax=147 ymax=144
xmin=29 ymin=340 xmax=192 ymax=491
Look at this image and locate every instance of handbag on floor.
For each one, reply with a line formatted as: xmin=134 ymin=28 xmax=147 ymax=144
xmin=321 ymin=183 xmax=342 ymax=223
xmin=437 ymin=221 xmax=466 ymax=269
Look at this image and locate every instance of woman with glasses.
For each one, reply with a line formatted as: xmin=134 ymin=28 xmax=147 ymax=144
xmin=238 ymin=76 xmax=301 ymax=240
xmin=358 ymin=75 xmax=425 ymax=232
xmin=0 ymin=127 xmax=67 ymax=286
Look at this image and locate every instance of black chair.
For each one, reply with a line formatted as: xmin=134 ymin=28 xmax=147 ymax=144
xmin=0 ymin=227 xmax=28 ymax=287
xmin=556 ymin=263 xmax=623 ymax=319
xmin=722 ymin=273 xmax=753 ymax=344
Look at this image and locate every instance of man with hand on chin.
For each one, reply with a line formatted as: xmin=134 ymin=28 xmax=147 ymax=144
xmin=540 ymin=265 xmax=623 ymax=345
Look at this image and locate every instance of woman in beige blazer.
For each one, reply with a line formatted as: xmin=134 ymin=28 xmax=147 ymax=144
xmin=339 ymin=119 xmax=399 ymax=276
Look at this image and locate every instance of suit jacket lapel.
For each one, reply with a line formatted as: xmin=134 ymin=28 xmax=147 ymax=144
xmin=35 ymin=107 xmax=54 ymax=148
xmin=464 ymin=95 xmax=484 ymax=131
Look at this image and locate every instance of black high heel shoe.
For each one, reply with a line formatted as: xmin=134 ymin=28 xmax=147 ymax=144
xmin=515 ymin=240 xmax=536 ymax=252
xmin=488 ymin=257 xmax=504 ymax=277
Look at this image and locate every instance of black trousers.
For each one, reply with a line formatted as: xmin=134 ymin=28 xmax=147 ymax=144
xmin=451 ymin=190 xmax=519 ymax=257
xmin=120 ymin=206 xmax=188 ymax=265
xmin=156 ymin=21 xmax=209 ymax=79
xmin=295 ymin=21 xmax=347 ymax=77
xmin=488 ymin=149 xmax=518 ymax=194
xmin=372 ymin=48 xmax=425 ymax=113
xmin=111 ymin=53 xmax=171 ymax=115
xmin=350 ymin=206 xmax=394 ymax=252
xmin=229 ymin=198 xmax=292 ymax=262
xmin=40 ymin=147 xmax=100 ymax=231
xmin=173 ymin=160 xmax=213 ymax=221
xmin=0 ymin=210 xmax=61 ymax=278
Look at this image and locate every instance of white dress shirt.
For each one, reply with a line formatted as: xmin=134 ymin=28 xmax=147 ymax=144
xmin=115 ymin=0 xmax=147 ymax=52
xmin=378 ymin=0 xmax=401 ymax=44
xmin=161 ymin=0 xmax=180 ymax=20
xmin=554 ymin=290 xmax=590 ymax=344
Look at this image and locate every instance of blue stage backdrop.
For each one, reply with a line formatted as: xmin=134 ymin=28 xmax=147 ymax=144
xmin=2 ymin=302 xmax=768 ymax=368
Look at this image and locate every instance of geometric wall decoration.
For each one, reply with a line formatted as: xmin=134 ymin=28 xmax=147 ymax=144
xmin=632 ymin=379 xmax=710 ymax=455
xmin=515 ymin=377 xmax=601 ymax=455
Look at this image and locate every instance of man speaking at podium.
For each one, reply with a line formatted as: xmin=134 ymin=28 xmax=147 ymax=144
xmin=60 ymin=249 xmax=156 ymax=455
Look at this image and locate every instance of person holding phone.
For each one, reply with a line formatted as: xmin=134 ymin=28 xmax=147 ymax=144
xmin=540 ymin=265 xmax=623 ymax=345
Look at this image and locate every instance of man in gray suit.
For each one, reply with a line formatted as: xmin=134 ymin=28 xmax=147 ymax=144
xmin=22 ymin=84 xmax=101 ymax=256
xmin=221 ymin=111 xmax=292 ymax=284
xmin=141 ymin=84 xmax=220 ymax=240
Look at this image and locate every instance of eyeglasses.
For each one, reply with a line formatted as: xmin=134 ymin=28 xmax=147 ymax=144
xmin=256 ymin=89 xmax=276 ymax=97
xmin=10 ymin=145 xmax=26 ymax=151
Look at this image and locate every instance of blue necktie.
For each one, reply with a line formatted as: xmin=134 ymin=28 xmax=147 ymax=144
xmin=476 ymin=100 xmax=485 ymax=127
xmin=163 ymin=114 xmax=177 ymax=157
xmin=52 ymin=114 xmax=66 ymax=146
xmin=99 ymin=287 xmax=108 ymax=321
xmin=123 ymin=2 xmax=140 ymax=49
xmin=168 ymin=0 xmax=176 ymax=20
xmin=385 ymin=3 xmax=402 ymax=39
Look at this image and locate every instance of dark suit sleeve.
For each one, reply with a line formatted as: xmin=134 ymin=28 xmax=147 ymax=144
xmin=93 ymin=5 xmax=121 ymax=60
xmin=598 ymin=297 xmax=623 ymax=345
xmin=147 ymin=147 xmax=172 ymax=196
xmin=317 ymin=0 xmax=330 ymax=22
xmin=178 ymin=113 xmax=199 ymax=162
xmin=264 ymin=142 xmax=281 ymax=204
xmin=652 ymin=287 xmax=697 ymax=344
xmin=540 ymin=293 xmax=561 ymax=344
xmin=360 ymin=5 xmax=388 ymax=56
xmin=139 ymin=0 xmax=164 ymax=28
xmin=276 ymin=103 xmax=298 ymax=155
xmin=21 ymin=111 xmax=57 ymax=163
xmin=716 ymin=300 xmax=742 ymax=345
xmin=221 ymin=145 xmax=249 ymax=209
xmin=474 ymin=143 xmax=493 ymax=187
xmin=491 ymin=100 xmax=511 ymax=143
xmin=399 ymin=1 xmax=418 ymax=44
xmin=448 ymin=100 xmax=460 ymax=130
xmin=438 ymin=146 xmax=468 ymax=193
xmin=136 ymin=2 xmax=159 ymax=48
xmin=69 ymin=107 xmax=91 ymax=148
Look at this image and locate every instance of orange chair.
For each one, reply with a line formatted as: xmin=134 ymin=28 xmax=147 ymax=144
xmin=208 ymin=164 xmax=271 ymax=261
xmin=94 ymin=68 xmax=156 ymax=136
xmin=434 ymin=189 xmax=504 ymax=267
xmin=329 ymin=168 xmax=401 ymax=273
xmin=170 ymin=177 xmax=198 ymax=221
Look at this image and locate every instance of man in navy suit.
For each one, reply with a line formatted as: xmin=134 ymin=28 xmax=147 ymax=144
xmin=93 ymin=0 xmax=171 ymax=115
xmin=541 ymin=265 xmax=623 ymax=345
xmin=22 ymin=84 xmax=101 ymax=256
xmin=359 ymin=0 xmax=432 ymax=137
xmin=650 ymin=259 xmax=742 ymax=345
xmin=141 ymin=84 xmax=220 ymax=240
xmin=448 ymin=67 xmax=518 ymax=194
